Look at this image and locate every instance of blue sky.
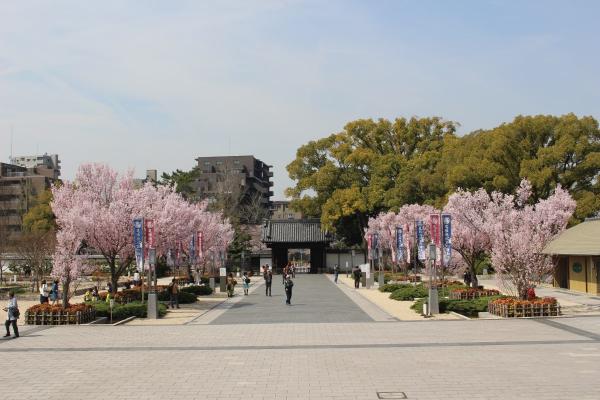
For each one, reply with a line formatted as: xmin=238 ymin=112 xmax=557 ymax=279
xmin=1 ymin=0 xmax=599 ymax=198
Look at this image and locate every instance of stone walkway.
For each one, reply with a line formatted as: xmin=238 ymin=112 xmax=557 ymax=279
xmin=208 ymin=274 xmax=374 ymax=324
xmin=3 ymin=275 xmax=600 ymax=399
xmin=2 ymin=316 xmax=600 ymax=399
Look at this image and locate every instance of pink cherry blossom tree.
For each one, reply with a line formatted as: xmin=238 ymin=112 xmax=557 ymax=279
xmin=365 ymin=204 xmax=438 ymax=274
xmin=487 ymin=180 xmax=576 ymax=299
xmin=444 ymin=188 xmax=493 ymax=288
xmin=52 ymin=164 xmax=234 ymax=298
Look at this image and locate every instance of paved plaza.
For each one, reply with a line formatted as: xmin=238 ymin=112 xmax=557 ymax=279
xmin=2 ymin=276 xmax=600 ymax=400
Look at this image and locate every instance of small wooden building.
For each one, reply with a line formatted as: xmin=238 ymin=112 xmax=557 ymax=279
xmin=543 ymin=218 xmax=600 ymax=295
xmin=261 ymin=219 xmax=332 ymax=273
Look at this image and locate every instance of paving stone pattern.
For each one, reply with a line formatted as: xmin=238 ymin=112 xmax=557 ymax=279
xmin=209 ymin=274 xmax=374 ymax=324
xmin=1 ymin=276 xmax=600 ymax=399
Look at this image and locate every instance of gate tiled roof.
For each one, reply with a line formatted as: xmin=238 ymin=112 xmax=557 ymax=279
xmin=261 ymin=219 xmax=332 ymax=244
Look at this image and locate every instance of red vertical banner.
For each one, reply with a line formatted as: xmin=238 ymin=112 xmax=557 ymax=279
xmin=197 ymin=231 xmax=204 ymax=260
xmin=367 ymin=234 xmax=372 ymax=260
xmin=430 ymin=214 xmax=441 ymax=247
xmin=145 ymin=219 xmax=156 ymax=249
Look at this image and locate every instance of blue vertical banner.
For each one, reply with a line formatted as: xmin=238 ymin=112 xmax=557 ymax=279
xmin=189 ymin=235 xmax=196 ymax=265
xmin=133 ymin=218 xmax=144 ymax=271
xmin=416 ymin=220 xmax=426 ymax=261
xmin=372 ymin=233 xmax=379 ymax=260
xmin=395 ymin=227 xmax=404 ymax=263
xmin=442 ymin=214 xmax=452 ymax=265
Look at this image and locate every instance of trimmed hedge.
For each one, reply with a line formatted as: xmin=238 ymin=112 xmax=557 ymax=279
xmin=156 ymin=290 xmax=197 ymax=304
xmin=389 ymin=285 xmax=429 ymax=301
xmin=181 ymin=285 xmax=213 ymax=296
xmin=411 ymin=296 xmax=503 ymax=317
xmin=93 ymin=301 xmax=167 ymax=320
xmin=379 ymin=283 xmax=413 ymax=293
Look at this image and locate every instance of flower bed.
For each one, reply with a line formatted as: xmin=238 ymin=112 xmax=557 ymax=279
xmin=25 ymin=303 xmax=96 ymax=325
xmin=450 ymin=288 xmax=500 ymax=300
xmin=488 ymin=297 xmax=560 ymax=318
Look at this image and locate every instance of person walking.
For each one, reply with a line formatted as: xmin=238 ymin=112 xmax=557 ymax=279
xmin=333 ymin=265 xmax=339 ymax=284
xmin=3 ymin=291 xmax=19 ymax=339
xmin=282 ymin=263 xmax=289 ymax=284
xmin=264 ymin=269 xmax=273 ymax=296
xmin=352 ymin=266 xmax=361 ymax=289
xmin=226 ymin=272 xmax=237 ymax=298
xmin=284 ymin=275 xmax=294 ymax=305
xmin=91 ymin=286 xmax=99 ymax=302
xmin=39 ymin=280 xmax=50 ymax=304
xmin=50 ymin=279 xmax=59 ymax=306
xmin=242 ymin=272 xmax=250 ymax=295
xmin=168 ymin=278 xmax=180 ymax=309
xmin=290 ymin=264 xmax=296 ymax=278
xmin=463 ymin=270 xmax=472 ymax=287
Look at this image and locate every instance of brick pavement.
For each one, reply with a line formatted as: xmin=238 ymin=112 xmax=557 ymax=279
xmin=1 ymin=275 xmax=600 ymax=399
xmin=209 ymin=274 xmax=374 ymax=325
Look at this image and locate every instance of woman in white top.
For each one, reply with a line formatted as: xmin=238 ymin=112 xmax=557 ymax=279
xmin=3 ymin=291 xmax=19 ymax=338
xmin=39 ymin=279 xmax=49 ymax=304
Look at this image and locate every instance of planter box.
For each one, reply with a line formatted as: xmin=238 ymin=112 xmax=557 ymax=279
xmin=488 ymin=301 xmax=560 ymax=318
xmin=450 ymin=289 xmax=500 ymax=300
xmin=25 ymin=308 xmax=96 ymax=325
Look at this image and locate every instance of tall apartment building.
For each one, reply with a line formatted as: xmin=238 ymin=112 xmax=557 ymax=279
xmin=10 ymin=153 xmax=61 ymax=180
xmin=133 ymin=169 xmax=158 ymax=189
xmin=270 ymin=200 xmax=303 ymax=220
xmin=0 ymin=164 xmax=52 ymax=237
xmin=194 ymin=155 xmax=273 ymax=221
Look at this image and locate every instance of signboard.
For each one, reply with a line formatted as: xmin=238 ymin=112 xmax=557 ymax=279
xmin=416 ymin=220 xmax=426 ymax=261
xmin=148 ymin=248 xmax=157 ymax=266
xmin=372 ymin=233 xmax=379 ymax=260
xmin=395 ymin=227 xmax=404 ymax=264
xmin=430 ymin=214 xmax=441 ymax=247
xmin=360 ymin=263 xmax=370 ymax=279
xmin=442 ymin=214 xmax=452 ymax=265
xmin=133 ymin=218 xmax=144 ymax=271
xmin=219 ymin=267 xmax=227 ymax=277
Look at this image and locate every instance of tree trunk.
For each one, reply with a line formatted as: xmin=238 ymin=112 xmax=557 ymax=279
xmin=109 ymin=259 xmax=119 ymax=294
xmin=470 ymin=264 xmax=479 ymax=288
xmin=61 ymin=277 xmax=70 ymax=309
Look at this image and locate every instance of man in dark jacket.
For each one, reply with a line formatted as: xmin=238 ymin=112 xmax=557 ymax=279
xmin=352 ymin=266 xmax=361 ymax=289
xmin=264 ymin=268 xmax=273 ymax=296
xmin=284 ymin=275 xmax=294 ymax=305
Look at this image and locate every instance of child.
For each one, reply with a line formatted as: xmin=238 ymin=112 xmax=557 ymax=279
xmin=242 ymin=272 xmax=250 ymax=295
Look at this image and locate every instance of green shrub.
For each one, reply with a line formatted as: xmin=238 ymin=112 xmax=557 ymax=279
xmin=410 ymin=296 xmax=503 ymax=317
xmin=156 ymin=290 xmax=197 ymax=303
xmin=379 ymin=283 xmax=412 ymax=293
xmin=92 ymin=301 xmax=167 ymax=320
xmin=181 ymin=285 xmax=213 ymax=296
xmin=389 ymin=284 xmax=428 ymax=301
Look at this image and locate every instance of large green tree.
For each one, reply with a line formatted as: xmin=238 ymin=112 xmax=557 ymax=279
xmin=445 ymin=114 xmax=600 ymax=222
xmin=287 ymin=113 xmax=600 ymax=245
xmin=286 ymin=117 xmax=457 ymax=243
